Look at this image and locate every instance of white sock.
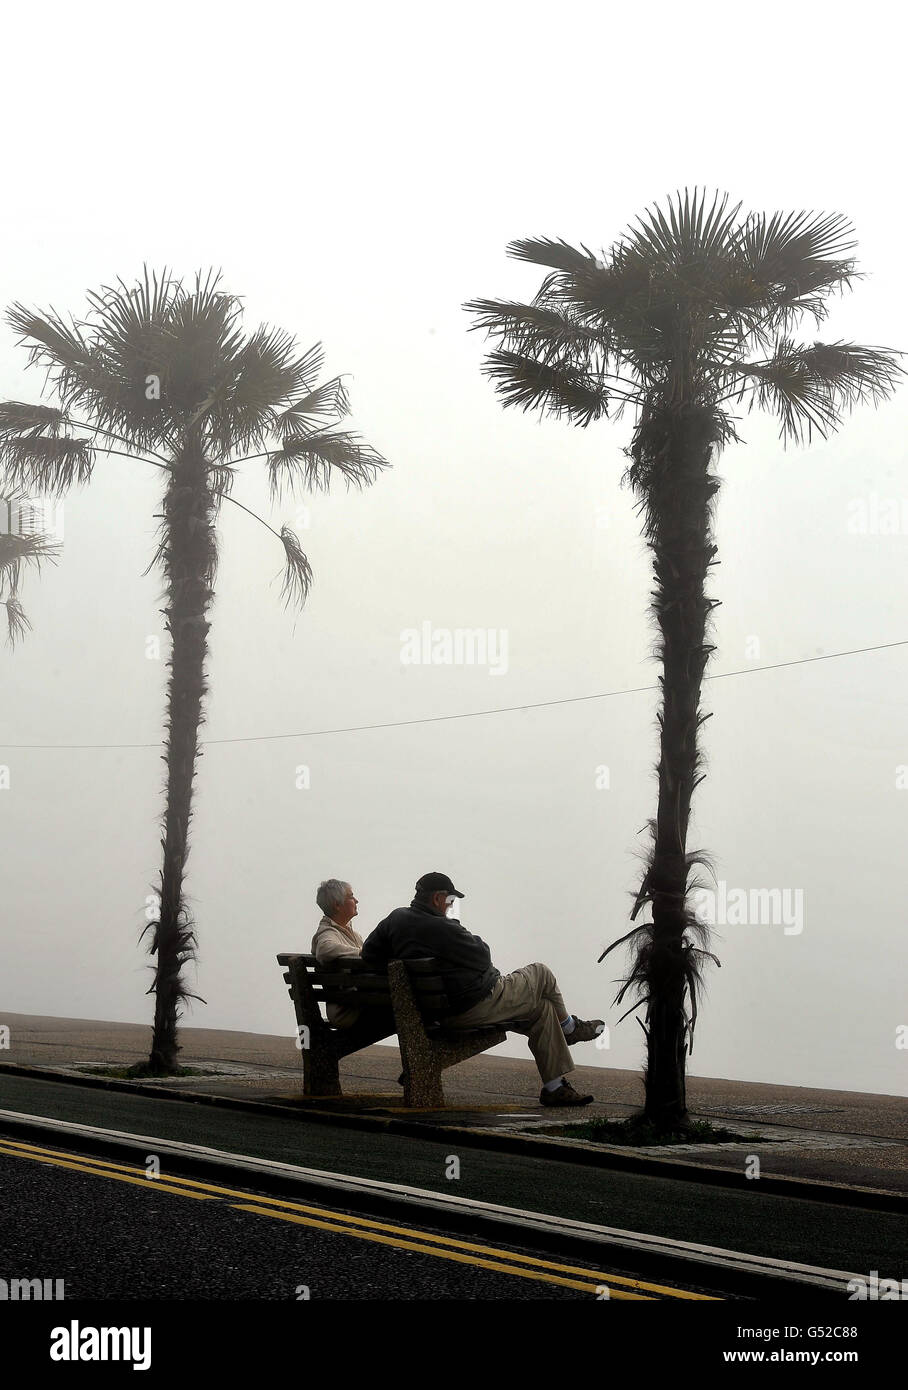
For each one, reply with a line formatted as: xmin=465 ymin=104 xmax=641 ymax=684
xmin=543 ymin=1077 xmax=565 ymax=1092
xmin=561 ymin=1015 xmax=575 ymax=1035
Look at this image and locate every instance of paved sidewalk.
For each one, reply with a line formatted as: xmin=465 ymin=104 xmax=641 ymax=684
xmin=2 ymin=1012 xmax=906 ymax=1195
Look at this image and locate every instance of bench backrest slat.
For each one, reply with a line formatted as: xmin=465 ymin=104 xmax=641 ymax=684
xmin=314 ymin=989 xmax=394 ymax=1006
xmin=309 ymin=971 xmax=390 ymax=988
xmin=277 ymin=952 xmax=453 ymax=1015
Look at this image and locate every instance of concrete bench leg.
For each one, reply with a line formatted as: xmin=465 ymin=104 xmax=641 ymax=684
xmin=389 ymin=961 xmax=446 ymax=1108
xmin=402 ymin=1059 xmax=444 ymax=1108
xmin=303 ymin=1038 xmax=342 ymax=1097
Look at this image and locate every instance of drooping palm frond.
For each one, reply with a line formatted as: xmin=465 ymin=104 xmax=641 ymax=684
xmin=277 ymin=524 xmax=313 ymax=609
xmin=4 ymin=593 xmax=29 ymax=644
xmin=267 ymin=430 xmax=389 ymax=497
xmin=0 ymin=435 xmax=95 ymax=492
xmin=0 ymin=528 xmax=62 ymax=592
xmin=0 ymin=529 xmax=62 ymax=645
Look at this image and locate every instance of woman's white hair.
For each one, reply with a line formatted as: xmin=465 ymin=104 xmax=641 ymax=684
xmin=316 ymin=879 xmax=351 ymax=917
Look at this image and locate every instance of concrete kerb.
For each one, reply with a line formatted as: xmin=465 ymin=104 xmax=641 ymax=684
xmin=0 ymin=1060 xmax=904 ymax=1215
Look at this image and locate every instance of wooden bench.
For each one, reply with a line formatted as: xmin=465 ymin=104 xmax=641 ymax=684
xmin=277 ymin=952 xmax=508 ymax=1107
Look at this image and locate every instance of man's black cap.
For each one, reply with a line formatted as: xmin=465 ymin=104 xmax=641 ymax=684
xmin=415 ymin=871 xmax=464 ymax=899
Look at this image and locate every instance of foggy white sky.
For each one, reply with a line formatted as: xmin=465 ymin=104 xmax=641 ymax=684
xmin=1 ymin=1 xmax=906 ymax=1097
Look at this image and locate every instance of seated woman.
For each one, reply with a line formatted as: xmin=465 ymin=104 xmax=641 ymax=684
xmin=312 ymin=879 xmax=363 ymax=1028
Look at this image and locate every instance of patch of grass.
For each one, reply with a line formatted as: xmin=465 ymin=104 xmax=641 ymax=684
xmin=75 ymin=1064 xmax=216 ymax=1079
xmin=549 ymin=1117 xmax=771 ymax=1147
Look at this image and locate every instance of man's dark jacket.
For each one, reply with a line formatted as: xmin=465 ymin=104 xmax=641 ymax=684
xmin=362 ymin=901 xmax=499 ymax=1015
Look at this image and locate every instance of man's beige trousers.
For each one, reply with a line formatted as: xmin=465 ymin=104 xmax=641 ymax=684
xmin=442 ymin=962 xmax=573 ymax=1084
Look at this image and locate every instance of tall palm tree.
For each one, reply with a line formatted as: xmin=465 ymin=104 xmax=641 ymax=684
xmin=0 ymin=270 xmax=388 ymax=1074
xmin=467 ymin=190 xmax=903 ymax=1131
xmin=0 ymin=501 xmax=61 ymax=643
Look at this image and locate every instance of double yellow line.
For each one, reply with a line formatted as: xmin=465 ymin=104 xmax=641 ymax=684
xmin=0 ymin=1136 xmax=718 ymax=1300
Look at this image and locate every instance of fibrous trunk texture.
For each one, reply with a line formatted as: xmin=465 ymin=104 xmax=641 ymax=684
xmin=628 ymin=402 xmax=721 ymax=1128
xmin=147 ymin=436 xmax=215 ymax=1074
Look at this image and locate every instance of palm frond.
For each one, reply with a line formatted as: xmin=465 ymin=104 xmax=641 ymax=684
xmin=0 ymin=530 xmax=63 ymax=595
xmin=195 ymin=332 xmax=334 ymax=459
xmin=6 ymin=302 xmax=92 ymax=375
xmin=0 ymin=402 xmax=67 ymax=439
xmin=235 ymin=325 xmax=304 ymax=408
xmin=277 ymin=524 xmax=312 ymax=609
xmin=86 ymin=265 xmax=176 ymax=343
xmin=623 ymin=187 xmax=742 ymax=268
xmin=736 ymin=208 xmax=856 ymax=279
xmin=549 ymin=249 xmax=658 ymax=327
xmin=202 ymin=326 xmax=307 ymax=456
xmin=0 ymin=529 xmax=61 ymax=645
xmin=10 ymin=275 xmax=180 ymax=450
xmin=267 ymin=430 xmax=389 ymax=498
xmin=4 ymin=594 xmax=30 ymax=645
xmin=465 ymin=297 xmax=606 ymax=363
xmin=84 ymin=267 xmax=178 ymax=366
xmin=207 ymin=461 xmax=237 ymax=500
xmin=799 ymin=340 xmax=904 ymax=405
xmin=506 ymin=237 xmax=599 ymax=275
xmin=0 ymin=435 xmax=95 ymax=491
xmin=31 ymin=268 xmax=239 ymax=450
xmin=276 ymin=377 xmax=350 ymax=435
xmin=482 ymin=348 xmax=611 ymax=426
xmin=717 ymin=209 xmax=859 ymax=336
xmin=730 ymin=337 xmax=904 ymax=443
xmin=96 ymin=268 xmax=237 ymax=413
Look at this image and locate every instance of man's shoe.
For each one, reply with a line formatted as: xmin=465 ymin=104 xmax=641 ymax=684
xmin=565 ymin=1016 xmax=605 ymax=1045
xmin=540 ymin=1079 xmax=594 ymax=1107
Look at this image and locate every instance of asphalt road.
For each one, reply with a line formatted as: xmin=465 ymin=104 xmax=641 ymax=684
xmin=0 ymin=1073 xmax=902 ymax=1278
xmin=0 ymin=1144 xmax=717 ymax=1301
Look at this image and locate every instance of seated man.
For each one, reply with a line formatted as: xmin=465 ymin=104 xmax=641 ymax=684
xmin=312 ymin=879 xmax=365 ymax=1028
xmin=361 ymin=871 xmax=604 ymax=1107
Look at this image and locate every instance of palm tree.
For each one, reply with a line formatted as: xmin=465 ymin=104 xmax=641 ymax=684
xmin=0 ymin=500 xmax=61 ymax=643
xmin=0 ymin=270 xmax=388 ymax=1074
xmin=467 ymin=190 xmax=903 ymax=1132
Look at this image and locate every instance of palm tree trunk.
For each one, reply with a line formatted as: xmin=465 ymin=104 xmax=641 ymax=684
xmin=630 ymin=402 xmax=721 ymax=1129
xmin=147 ymin=435 xmax=216 ymax=1074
